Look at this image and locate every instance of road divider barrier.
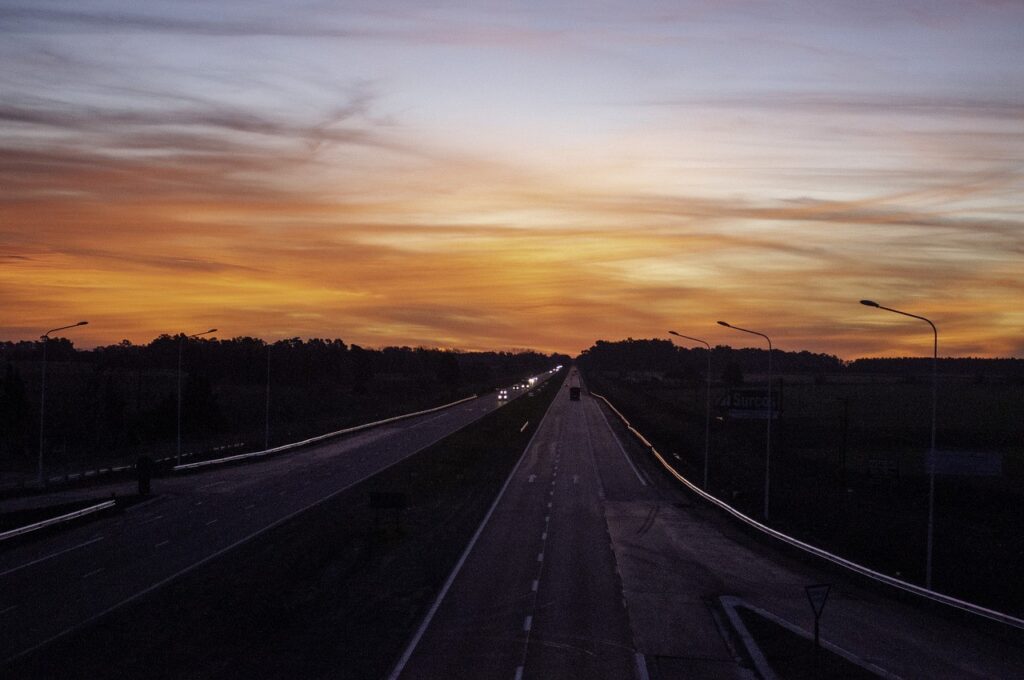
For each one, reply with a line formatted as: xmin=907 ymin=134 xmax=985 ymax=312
xmin=174 ymin=395 xmax=478 ymax=472
xmin=590 ymin=392 xmax=1024 ymax=632
xmin=0 ymin=500 xmax=117 ymax=543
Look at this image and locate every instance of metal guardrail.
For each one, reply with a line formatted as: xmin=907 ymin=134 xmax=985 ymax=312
xmin=173 ymin=394 xmax=479 ymax=472
xmin=0 ymin=500 xmax=117 ymax=543
xmin=590 ymin=391 xmax=1024 ymax=631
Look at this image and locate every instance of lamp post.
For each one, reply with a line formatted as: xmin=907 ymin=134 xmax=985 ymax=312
xmin=177 ymin=328 xmax=217 ymax=466
xmin=860 ymin=299 xmax=938 ymax=590
xmin=38 ymin=321 xmax=89 ymax=485
xmin=265 ymin=342 xmax=272 ymax=451
xmin=669 ymin=330 xmax=712 ymax=490
xmin=718 ymin=320 xmax=773 ymax=520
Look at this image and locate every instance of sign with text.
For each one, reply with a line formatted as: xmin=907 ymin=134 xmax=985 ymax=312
xmin=926 ymin=450 xmax=1002 ymax=477
xmin=718 ymin=389 xmax=779 ymax=420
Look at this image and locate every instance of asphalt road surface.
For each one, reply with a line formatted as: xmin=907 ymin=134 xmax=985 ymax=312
xmin=396 ymin=379 xmax=1024 ymax=679
xmin=396 ymin=375 xmax=646 ymax=680
xmin=0 ymin=388 xmax=527 ymax=664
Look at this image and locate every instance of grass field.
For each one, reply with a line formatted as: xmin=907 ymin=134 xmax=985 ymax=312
xmin=6 ymin=376 xmax=562 ymax=679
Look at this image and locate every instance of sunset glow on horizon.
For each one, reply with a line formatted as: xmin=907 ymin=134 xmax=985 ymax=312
xmin=2 ymin=2 xmax=1022 ymax=357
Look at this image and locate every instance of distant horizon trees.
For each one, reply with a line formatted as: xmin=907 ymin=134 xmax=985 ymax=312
xmin=577 ymin=337 xmax=1024 ymax=383
xmin=0 ymin=337 xmax=570 ymax=474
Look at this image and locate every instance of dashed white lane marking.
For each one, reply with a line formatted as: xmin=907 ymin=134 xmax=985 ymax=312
xmin=194 ymin=501 xmax=203 ymax=506
xmin=544 ymin=515 xmax=549 ymax=523
xmin=244 ymin=503 xmax=255 ymax=510
xmin=523 ymin=615 xmax=533 ymax=632
xmin=515 ymin=666 xmax=524 ymax=680
xmin=528 ymin=474 xmax=536 ymax=483
xmin=0 ymin=536 xmax=105 ymax=578
xmin=531 ymin=580 xmax=538 ymax=592
xmin=81 ymin=567 xmax=104 ymax=579
xmin=0 ymin=604 xmax=17 ymax=615
xmin=138 ymin=514 xmax=164 ymax=526
xmin=573 ymin=474 xmax=579 ymax=485
xmin=537 ymin=552 xmax=544 ymax=562
xmin=155 ymin=540 xmax=169 ymax=548
xmin=541 ymin=532 xmax=547 ymax=540
xmin=547 ymin=502 xmax=552 ymax=508
xmin=205 ymin=519 xmax=218 ymax=526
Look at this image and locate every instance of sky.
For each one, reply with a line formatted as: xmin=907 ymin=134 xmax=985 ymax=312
xmin=1 ymin=1 xmax=1022 ymax=357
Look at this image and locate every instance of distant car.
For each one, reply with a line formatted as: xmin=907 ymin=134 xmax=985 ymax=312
xmin=498 ymin=389 xmax=508 ymax=401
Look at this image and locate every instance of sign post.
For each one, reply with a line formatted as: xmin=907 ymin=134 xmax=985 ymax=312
xmin=804 ymin=583 xmax=831 ymax=672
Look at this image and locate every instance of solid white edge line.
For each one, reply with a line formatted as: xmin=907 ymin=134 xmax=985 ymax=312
xmin=2 ymin=406 xmax=493 ymax=667
xmin=591 ymin=395 xmax=648 ymax=486
xmin=719 ymin=597 xmax=779 ymax=680
xmin=387 ymin=376 xmax=564 ymax=680
xmin=0 ymin=536 xmax=106 ymax=578
xmin=591 ymin=391 xmax=1024 ymax=632
xmin=720 ymin=596 xmax=900 ymax=680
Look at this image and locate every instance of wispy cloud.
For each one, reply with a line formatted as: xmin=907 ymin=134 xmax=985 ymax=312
xmin=1 ymin=1 xmax=1022 ymax=357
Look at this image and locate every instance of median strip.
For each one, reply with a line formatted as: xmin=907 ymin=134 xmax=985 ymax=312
xmin=173 ymin=394 xmax=478 ymax=472
xmin=0 ymin=501 xmax=117 ymax=544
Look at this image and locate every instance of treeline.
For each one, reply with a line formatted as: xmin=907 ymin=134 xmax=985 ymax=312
xmin=0 ymin=336 xmax=569 ymax=474
xmin=577 ymin=338 xmax=1024 ymax=383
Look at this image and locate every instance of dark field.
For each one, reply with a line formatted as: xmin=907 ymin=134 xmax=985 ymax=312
xmin=585 ymin=372 xmax=1024 ymax=617
xmin=6 ymin=374 xmax=560 ymax=680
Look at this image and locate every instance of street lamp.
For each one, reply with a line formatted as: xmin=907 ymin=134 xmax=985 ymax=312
xmin=177 ymin=328 xmax=217 ymax=466
xmin=860 ymin=299 xmax=938 ymax=590
xmin=669 ymin=330 xmax=712 ymax=490
xmin=718 ymin=320 xmax=774 ymax=520
xmin=38 ymin=321 xmax=89 ymax=485
xmin=265 ymin=342 xmax=272 ymax=451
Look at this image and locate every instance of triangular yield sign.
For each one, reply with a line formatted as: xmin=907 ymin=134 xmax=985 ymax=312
xmin=805 ymin=583 xmax=831 ymax=618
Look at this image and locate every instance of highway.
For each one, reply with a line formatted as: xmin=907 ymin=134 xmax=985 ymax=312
xmin=395 ymin=371 xmax=647 ymax=679
xmin=5 ymin=366 xmax=1022 ymax=678
xmin=395 ymin=374 xmax=1024 ymax=679
xmin=0 ymin=389 xmax=520 ymax=664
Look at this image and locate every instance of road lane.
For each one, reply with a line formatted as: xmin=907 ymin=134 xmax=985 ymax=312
xmin=397 ymin=374 xmax=638 ymax=680
xmin=0 ymin=385 xmax=544 ymax=663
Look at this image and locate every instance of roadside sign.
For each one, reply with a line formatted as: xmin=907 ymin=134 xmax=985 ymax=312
xmin=718 ymin=389 xmax=779 ymax=420
xmin=804 ymin=583 xmax=831 ymax=656
xmin=805 ymin=583 xmax=830 ymax=618
xmin=926 ymin=450 xmax=1002 ymax=477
